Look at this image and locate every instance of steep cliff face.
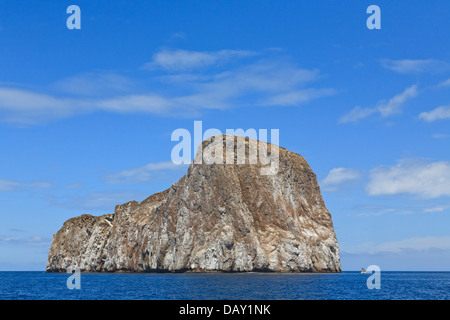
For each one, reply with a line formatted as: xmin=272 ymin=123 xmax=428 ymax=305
xmin=47 ymin=135 xmax=341 ymax=272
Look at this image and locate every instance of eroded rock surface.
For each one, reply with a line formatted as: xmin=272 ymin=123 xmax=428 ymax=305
xmin=47 ymin=135 xmax=341 ymax=272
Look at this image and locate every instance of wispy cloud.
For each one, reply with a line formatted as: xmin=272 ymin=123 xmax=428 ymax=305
xmin=439 ymin=78 xmax=450 ymax=87
xmin=0 ymin=87 xmax=84 ymax=124
xmin=260 ymin=88 xmax=335 ymax=107
xmin=381 ymin=59 xmax=450 ymax=74
xmin=104 ymin=161 xmax=187 ymax=184
xmin=370 ymin=236 xmax=450 ymax=254
xmin=167 ymin=32 xmax=187 ymax=41
xmin=0 ymin=50 xmax=335 ymax=125
xmin=54 ymin=72 xmax=134 ymax=96
xmin=366 ymin=159 xmax=450 ymax=199
xmin=340 ymin=85 xmax=418 ymax=123
xmin=142 ymin=49 xmax=257 ymax=72
xmin=433 ymin=133 xmax=449 ymax=139
xmin=64 ymin=182 xmax=83 ymax=189
xmin=0 ymin=178 xmax=52 ymax=192
xmin=166 ymin=59 xmax=333 ymax=109
xmin=419 ymin=106 xmax=450 ymax=122
xmin=355 ymin=203 xmax=450 ymax=216
xmin=0 ymin=235 xmax=51 ymax=247
xmin=377 ymin=85 xmax=419 ymax=117
xmin=343 ymin=236 xmax=450 ymax=256
xmin=320 ymin=167 xmax=360 ymax=192
xmin=48 ymin=189 xmax=150 ymax=212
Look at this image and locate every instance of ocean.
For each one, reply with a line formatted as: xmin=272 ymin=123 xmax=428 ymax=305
xmin=0 ymin=271 xmax=448 ymax=300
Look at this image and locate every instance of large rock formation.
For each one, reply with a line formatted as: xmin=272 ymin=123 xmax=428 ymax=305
xmin=46 ymin=135 xmax=341 ymax=273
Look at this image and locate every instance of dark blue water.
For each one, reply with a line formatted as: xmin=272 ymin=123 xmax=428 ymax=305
xmin=0 ymin=272 xmax=448 ymax=300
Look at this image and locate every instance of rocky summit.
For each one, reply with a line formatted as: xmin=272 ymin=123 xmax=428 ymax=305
xmin=46 ymin=135 xmax=341 ymax=273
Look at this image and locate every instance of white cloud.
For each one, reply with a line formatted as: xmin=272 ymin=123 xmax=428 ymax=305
xmin=340 ymin=85 xmax=418 ymax=123
xmin=261 ymin=88 xmax=335 ymax=106
xmin=433 ymin=133 xmax=449 ymax=139
xmin=381 ymin=59 xmax=450 ymax=74
xmin=96 ymin=94 xmax=175 ymax=114
xmin=344 ymin=236 xmax=450 ymax=255
xmin=104 ymin=161 xmax=187 ymax=184
xmin=419 ymin=106 xmax=450 ymax=122
xmin=378 ymin=85 xmax=418 ymax=116
xmin=0 ymin=235 xmax=51 ymax=247
xmin=64 ymin=182 xmax=83 ymax=189
xmin=142 ymin=49 xmax=257 ymax=71
xmin=371 ymin=236 xmax=450 ymax=254
xmin=355 ymin=203 xmax=450 ymax=216
xmin=0 ymin=52 xmax=335 ymax=125
xmin=174 ymin=59 xmax=332 ymax=108
xmin=320 ymin=167 xmax=360 ymax=192
xmin=421 ymin=206 xmax=448 ymax=213
xmin=366 ymin=159 xmax=450 ymax=198
xmin=54 ymin=72 xmax=134 ymax=96
xmin=439 ymin=78 xmax=450 ymax=87
xmin=0 ymin=178 xmax=52 ymax=192
xmin=0 ymin=87 xmax=84 ymax=124
xmin=339 ymin=106 xmax=377 ymax=123
xmin=49 ymin=189 xmax=150 ymax=212
xmin=168 ymin=32 xmax=187 ymax=41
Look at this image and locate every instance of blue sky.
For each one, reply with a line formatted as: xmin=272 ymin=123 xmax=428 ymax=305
xmin=0 ymin=0 xmax=449 ymax=271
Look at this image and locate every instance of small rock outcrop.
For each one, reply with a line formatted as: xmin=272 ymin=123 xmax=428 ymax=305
xmin=46 ymin=135 xmax=341 ymax=272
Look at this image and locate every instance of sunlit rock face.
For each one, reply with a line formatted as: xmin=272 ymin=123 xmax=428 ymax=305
xmin=47 ymin=135 xmax=341 ymax=273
